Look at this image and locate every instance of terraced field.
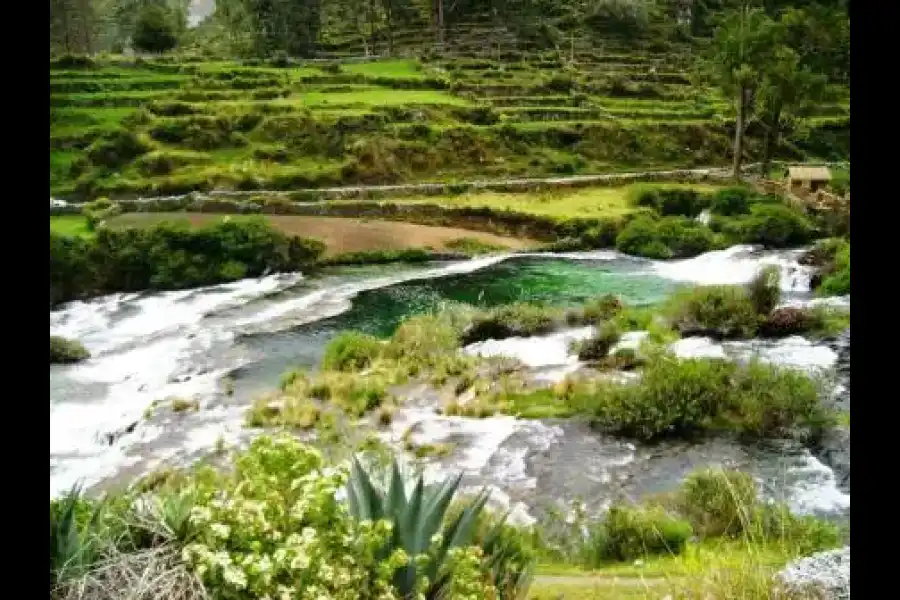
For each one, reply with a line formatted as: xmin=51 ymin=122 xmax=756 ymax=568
xmin=50 ymin=31 xmax=849 ymax=201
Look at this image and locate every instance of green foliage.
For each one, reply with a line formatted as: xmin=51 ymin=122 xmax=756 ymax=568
xmin=727 ymin=204 xmax=816 ymax=248
xmin=816 ymin=240 xmax=850 ymax=296
xmin=133 ymin=3 xmax=180 ymax=54
xmin=86 ymin=130 xmax=152 ymax=169
xmin=709 ymin=187 xmax=756 ymax=216
xmin=678 ymin=467 xmax=842 ymax=554
xmin=746 ymin=265 xmax=781 ymax=315
xmin=679 ymin=469 xmax=757 ymax=538
xmin=321 ymin=332 xmax=384 ymax=372
xmin=603 ymin=504 xmax=693 ymax=561
xmin=50 ymin=487 xmax=106 ymax=590
xmin=585 ymin=355 xmax=826 ymax=441
xmin=461 ymin=303 xmax=563 ymax=345
xmin=632 ymin=187 xmax=711 ymax=218
xmin=346 ymin=456 xmax=534 ymax=598
xmin=50 ymin=335 xmax=90 ymax=364
xmin=578 ymin=294 xmax=624 ymax=324
xmin=665 ymin=285 xmax=759 ymax=338
xmin=615 ymin=215 xmax=719 ymax=259
xmin=50 ymin=218 xmax=325 ymax=305
xmin=574 ymin=322 xmax=622 ymax=361
xmin=444 ymin=237 xmax=506 ymax=255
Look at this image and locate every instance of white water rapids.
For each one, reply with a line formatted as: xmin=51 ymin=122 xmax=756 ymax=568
xmin=50 ymin=245 xmax=849 ymax=520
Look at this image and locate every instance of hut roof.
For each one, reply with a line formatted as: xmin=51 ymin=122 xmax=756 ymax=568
xmin=787 ymin=166 xmax=832 ymax=181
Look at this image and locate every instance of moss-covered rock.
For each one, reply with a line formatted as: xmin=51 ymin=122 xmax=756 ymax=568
xmin=50 ymin=336 xmax=90 ymax=364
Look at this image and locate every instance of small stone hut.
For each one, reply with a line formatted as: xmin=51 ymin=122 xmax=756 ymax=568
xmin=786 ymin=166 xmax=832 ymax=192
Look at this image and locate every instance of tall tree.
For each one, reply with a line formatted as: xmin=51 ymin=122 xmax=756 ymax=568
xmin=706 ymin=4 xmax=777 ymax=178
xmin=756 ymin=44 xmax=826 ymax=174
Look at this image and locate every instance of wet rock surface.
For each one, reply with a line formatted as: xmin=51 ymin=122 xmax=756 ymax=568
xmin=777 ymin=546 xmax=850 ymax=600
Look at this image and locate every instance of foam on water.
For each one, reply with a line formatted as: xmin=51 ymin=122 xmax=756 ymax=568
xmin=234 ymin=254 xmax=514 ymax=334
xmin=783 ymin=453 xmax=851 ymax=516
xmin=49 ymin=257 xmax=520 ymax=498
xmin=651 ymin=245 xmax=813 ymax=291
xmin=463 ymin=326 xmax=595 ymax=368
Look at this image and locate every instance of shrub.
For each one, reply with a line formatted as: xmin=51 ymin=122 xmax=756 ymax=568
xmin=600 ymin=347 xmax=644 ymax=370
xmin=816 ymin=240 xmax=850 ymax=296
xmin=730 ymin=360 xmax=826 ymax=439
xmin=603 ymin=504 xmax=693 ymax=561
xmin=580 ymin=294 xmax=623 ymax=324
xmin=679 ymin=468 xmax=758 ymax=538
xmin=461 ymin=303 xmax=562 ymax=345
xmin=665 ymin=285 xmax=759 ymax=338
xmin=616 ymin=215 xmax=718 ymax=259
xmin=86 ymin=130 xmax=152 ymax=168
xmin=320 ymin=331 xmax=383 ymax=372
xmin=585 ymin=355 xmax=825 ymax=441
xmin=746 ymin=265 xmax=781 ymax=315
xmin=709 ymin=187 xmax=756 ymax=216
xmin=632 ymin=187 xmax=711 ymax=217
xmin=50 ymin=336 xmax=90 ymax=364
xmin=588 ymin=356 xmax=736 ymax=439
xmin=574 ymin=322 xmax=621 ymax=361
xmin=749 ymin=504 xmax=842 ymax=555
xmin=758 ymin=307 xmax=814 ymax=337
xmin=50 ymin=219 xmax=326 ymax=305
xmin=730 ymin=204 xmax=816 ymax=247
xmin=132 ymin=3 xmax=179 ymax=54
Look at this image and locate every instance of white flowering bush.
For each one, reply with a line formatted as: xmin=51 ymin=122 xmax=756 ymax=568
xmin=180 ymin=434 xmax=497 ymax=599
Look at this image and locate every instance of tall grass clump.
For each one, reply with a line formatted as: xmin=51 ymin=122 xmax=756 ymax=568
xmin=665 ymin=285 xmax=759 ymax=338
xmin=320 ymin=331 xmax=384 ymax=372
xmin=460 ymin=302 xmax=564 ymax=345
xmin=584 ymin=355 xmax=827 ymax=441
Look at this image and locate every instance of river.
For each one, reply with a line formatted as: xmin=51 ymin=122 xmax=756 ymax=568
xmin=50 ymin=245 xmax=849 ymax=524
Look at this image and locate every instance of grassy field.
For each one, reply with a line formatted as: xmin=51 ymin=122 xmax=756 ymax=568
xmin=49 ymin=55 xmax=849 ymax=200
xmin=373 ymin=182 xmax=722 ymax=219
xmin=50 ymin=215 xmax=93 ymax=238
xmin=86 ymin=213 xmax=536 ymax=255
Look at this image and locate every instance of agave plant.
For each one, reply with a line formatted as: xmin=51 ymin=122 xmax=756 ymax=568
xmin=50 ymin=486 xmax=107 ymax=593
xmin=346 ymin=456 xmax=533 ymax=599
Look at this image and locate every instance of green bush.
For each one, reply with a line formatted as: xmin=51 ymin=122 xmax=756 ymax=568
xmin=758 ymin=307 xmax=824 ymax=337
xmin=665 ymin=285 xmax=759 ymax=338
xmin=580 ymin=294 xmax=624 ymax=324
xmin=709 ymin=187 xmax=756 ymax=216
xmin=616 ymin=215 xmax=718 ymax=259
xmin=585 ymin=355 xmax=826 ymax=441
xmin=679 ymin=468 xmax=757 ymax=538
xmin=749 ymin=504 xmax=842 ymax=555
xmin=86 ymin=130 xmax=152 ymax=169
xmin=50 ymin=336 xmax=90 ymax=364
xmin=321 ymin=332 xmax=383 ymax=372
xmin=746 ymin=265 xmax=781 ymax=315
xmin=729 ymin=360 xmax=826 ymax=438
xmin=574 ymin=322 xmax=621 ymax=361
xmin=816 ymin=240 xmax=850 ymax=296
xmin=603 ymin=504 xmax=693 ymax=561
xmin=588 ymin=356 xmax=735 ymax=439
xmin=132 ymin=3 xmax=179 ymax=54
xmin=633 ymin=187 xmax=711 ymax=217
xmin=729 ymin=204 xmax=816 ymax=248
xmin=461 ymin=303 xmax=562 ymax=344
xmin=50 ymin=218 xmax=326 ymax=305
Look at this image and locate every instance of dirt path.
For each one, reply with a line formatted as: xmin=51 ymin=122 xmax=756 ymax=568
xmin=107 ymin=213 xmax=537 ymax=255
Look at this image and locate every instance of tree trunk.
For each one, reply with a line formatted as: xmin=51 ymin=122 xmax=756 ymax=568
xmin=732 ymin=86 xmax=747 ymax=180
xmin=761 ymin=110 xmax=780 ymax=178
xmin=437 ymin=0 xmax=444 ymax=46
